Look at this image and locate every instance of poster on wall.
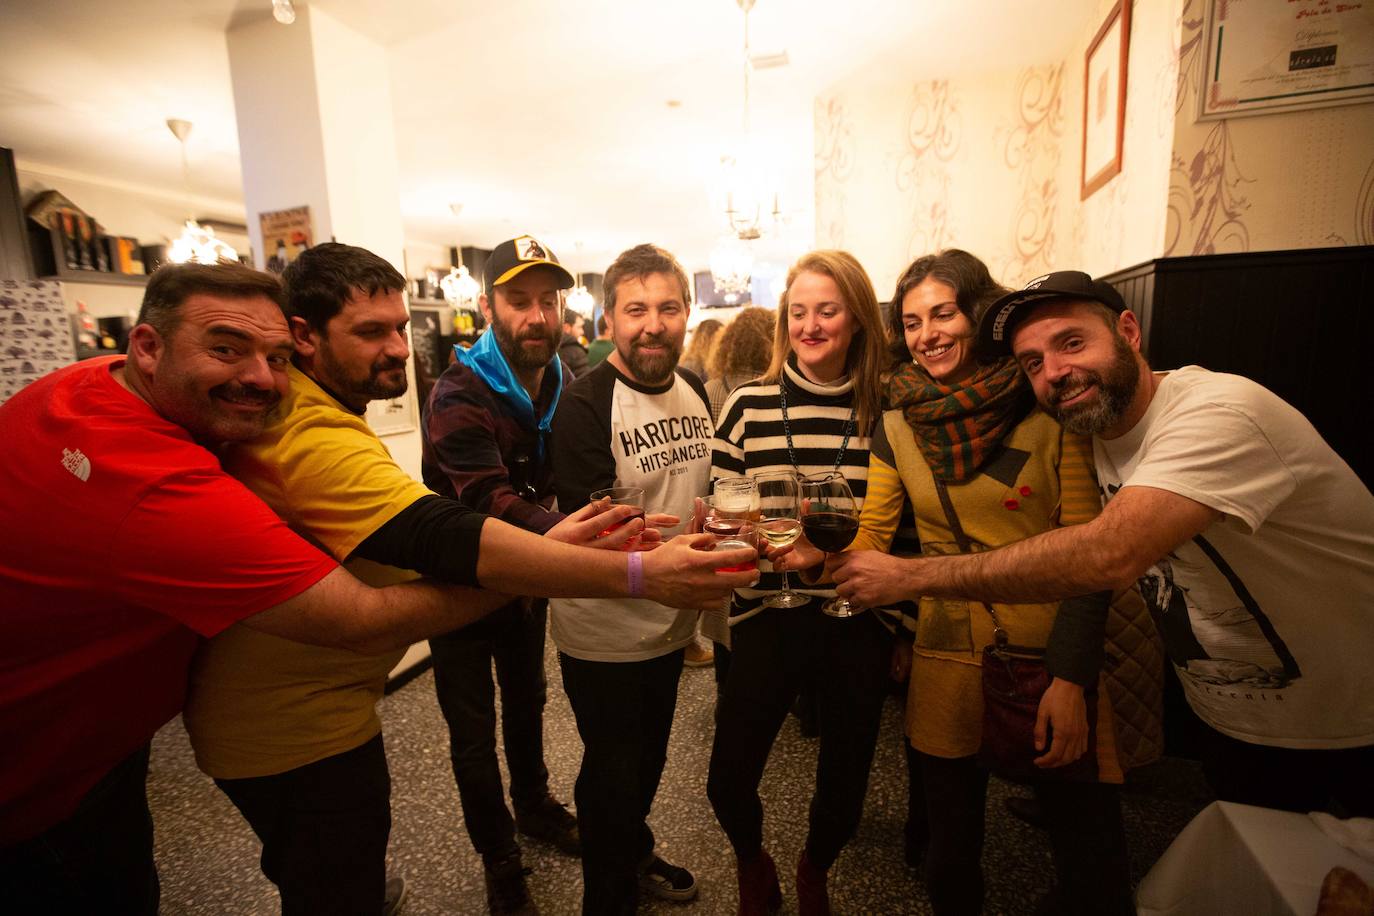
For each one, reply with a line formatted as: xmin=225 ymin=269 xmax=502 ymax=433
xmin=258 ymin=205 xmax=313 ymax=274
xmin=0 ymin=280 xmax=76 ymax=405
xmin=1082 ymin=0 xmax=1131 ymax=199
xmin=1199 ymin=0 xmax=1374 ymax=120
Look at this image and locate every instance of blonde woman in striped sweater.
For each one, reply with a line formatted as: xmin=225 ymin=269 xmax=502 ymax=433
xmin=705 ymin=250 xmax=892 ymax=916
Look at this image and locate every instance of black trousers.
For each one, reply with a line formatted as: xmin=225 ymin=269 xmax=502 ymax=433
xmin=559 ymin=648 xmax=684 ymax=916
xmin=1199 ymin=722 xmax=1374 ymax=817
xmin=707 ymin=604 xmax=891 ymax=870
xmin=429 ymin=600 xmax=553 ymax=859
xmin=0 ymin=743 xmax=158 ymax=916
xmin=918 ymin=752 xmax=1132 ymax=916
xmin=215 ymin=733 xmax=391 ymax=916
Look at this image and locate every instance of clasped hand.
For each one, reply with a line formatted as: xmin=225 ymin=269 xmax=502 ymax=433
xmin=548 ymin=497 xmax=677 ymax=550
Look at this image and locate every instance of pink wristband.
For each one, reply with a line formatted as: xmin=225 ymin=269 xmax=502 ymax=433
xmin=627 ymin=550 xmax=645 ymax=598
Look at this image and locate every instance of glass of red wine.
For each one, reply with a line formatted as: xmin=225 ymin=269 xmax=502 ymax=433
xmin=590 ymin=486 xmax=645 ymax=550
xmin=799 ymin=472 xmax=862 ymax=617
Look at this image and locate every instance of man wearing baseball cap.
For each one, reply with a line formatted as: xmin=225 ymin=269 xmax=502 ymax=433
xmin=830 ymin=269 xmax=1374 ymax=817
xmin=422 ymin=235 xmax=585 ymax=913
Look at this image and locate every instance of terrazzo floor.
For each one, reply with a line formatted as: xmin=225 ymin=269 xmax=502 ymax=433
xmin=147 ymin=636 xmax=1215 ymax=915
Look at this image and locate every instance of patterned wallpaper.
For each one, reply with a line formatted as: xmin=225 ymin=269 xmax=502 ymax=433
xmin=813 ymin=0 xmax=1373 ymax=295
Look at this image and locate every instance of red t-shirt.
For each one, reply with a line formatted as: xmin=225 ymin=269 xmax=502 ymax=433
xmin=0 ymin=357 xmax=338 ymax=845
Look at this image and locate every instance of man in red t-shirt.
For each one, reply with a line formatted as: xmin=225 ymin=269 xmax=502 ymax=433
xmin=0 ymin=262 xmax=751 ymax=916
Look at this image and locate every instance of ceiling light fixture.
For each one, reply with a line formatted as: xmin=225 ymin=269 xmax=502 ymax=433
xmin=709 ymin=235 xmax=753 ymax=304
xmin=165 ymin=119 xmax=239 ymax=266
xmin=272 ymin=0 xmax=297 ymax=25
xmin=566 ymin=273 xmax=595 ymax=318
xmin=439 ymin=265 xmax=480 ymax=308
xmin=718 ymin=0 xmax=781 ymax=242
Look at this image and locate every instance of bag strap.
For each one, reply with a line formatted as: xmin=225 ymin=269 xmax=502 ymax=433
xmin=932 ymin=479 xmax=1011 ymax=652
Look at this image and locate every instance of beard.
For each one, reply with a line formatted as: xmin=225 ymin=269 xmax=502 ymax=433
xmin=492 ymin=314 xmax=559 ymax=372
xmin=1042 ymin=334 xmax=1139 ymax=436
xmin=319 ymin=346 xmax=408 ymax=405
xmin=620 ymin=334 xmax=682 ymax=385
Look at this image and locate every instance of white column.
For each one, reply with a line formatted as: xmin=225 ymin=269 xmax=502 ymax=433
xmin=226 ymin=7 xmax=420 ymax=476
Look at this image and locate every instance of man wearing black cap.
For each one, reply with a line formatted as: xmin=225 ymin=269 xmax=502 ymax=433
xmin=422 ymin=235 xmax=582 ymax=914
xmin=829 ymin=270 xmax=1374 ymax=816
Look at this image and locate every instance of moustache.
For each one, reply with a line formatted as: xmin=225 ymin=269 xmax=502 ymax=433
xmin=1048 ymin=370 xmax=1100 ymax=404
xmin=211 ymin=382 xmax=279 ymax=407
xmin=372 ymin=357 xmax=407 ymax=375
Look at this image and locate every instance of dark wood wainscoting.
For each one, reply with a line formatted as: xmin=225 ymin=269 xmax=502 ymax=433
xmin=1101 ymin=246 xmax=1373 ymax=487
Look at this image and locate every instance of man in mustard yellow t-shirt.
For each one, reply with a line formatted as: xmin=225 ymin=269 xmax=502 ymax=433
xmin=182 ymin=244 xmax=753 ymax=916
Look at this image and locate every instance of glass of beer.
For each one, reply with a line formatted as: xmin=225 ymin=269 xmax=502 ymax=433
xmin=799 ymin=472 xmax=862 ymax=617
xmin=590 ymin=486 xmax=645 ymax=550
xmin=711 ymin=476 xmax=760 ymax=522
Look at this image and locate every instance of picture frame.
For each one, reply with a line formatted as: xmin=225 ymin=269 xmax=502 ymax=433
xmin=1197 ymin=0 xmax=1374 ymax=121
xmin=1081 ymin=0 xmax=1131 ymax=200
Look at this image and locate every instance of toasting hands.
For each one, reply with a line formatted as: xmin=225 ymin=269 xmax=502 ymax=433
xmin=642 ymin=533 xmax=759 ymax=610
xmin=826 ymin=550 xmax=921 ymax=609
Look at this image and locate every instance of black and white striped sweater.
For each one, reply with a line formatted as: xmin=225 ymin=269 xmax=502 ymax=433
xmin=712 ymin=356 xmax=887 ymax=613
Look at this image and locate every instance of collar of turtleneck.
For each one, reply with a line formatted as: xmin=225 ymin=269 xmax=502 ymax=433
xmin=783 ymin=352 xmax=853 ymax=398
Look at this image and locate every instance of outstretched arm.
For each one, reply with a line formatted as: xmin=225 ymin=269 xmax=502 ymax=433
xmin=830 ymin=485 xmax=1220 ymax=606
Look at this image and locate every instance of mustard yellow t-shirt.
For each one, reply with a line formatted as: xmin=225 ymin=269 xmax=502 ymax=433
xmin=184 ymin=365 xmax=433 ymax=779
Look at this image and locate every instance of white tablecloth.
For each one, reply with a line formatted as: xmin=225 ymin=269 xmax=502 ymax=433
xmin=1136 ymin=801 xmax=1374 ymax=916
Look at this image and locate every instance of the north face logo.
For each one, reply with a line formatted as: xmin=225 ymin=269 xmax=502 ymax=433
xmin=62 ymin=447 xmax=91 ymax=482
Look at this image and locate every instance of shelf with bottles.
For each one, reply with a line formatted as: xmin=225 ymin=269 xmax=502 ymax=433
xmin=25 ymin=191 xmax=154 ymax=286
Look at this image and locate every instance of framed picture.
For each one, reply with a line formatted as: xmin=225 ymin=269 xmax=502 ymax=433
xmin=1081 ymin=0 xmax=1131 ymax=199
xmin=258 ymin=206 xmax=313 ymax=274
xmin=1198 ymin=0 xmax=1374 ymax=120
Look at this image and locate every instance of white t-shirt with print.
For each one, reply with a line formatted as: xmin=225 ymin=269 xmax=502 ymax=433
xmin=1094 ymin=366 xmax=1374 ymax=749
xmin=548 ymin=363 xmax=714 ymax=662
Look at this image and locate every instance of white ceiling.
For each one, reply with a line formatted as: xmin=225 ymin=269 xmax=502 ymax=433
xmin=0 ymin=0 xmax=1096 ymax=274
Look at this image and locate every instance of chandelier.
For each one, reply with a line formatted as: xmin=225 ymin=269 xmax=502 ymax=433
xmin=566 ymin=276 xmax=595 ymax=318
xmin=439 ymin=264 xmax=480 ymax=308
xmin=718 ymin=0 xmax=782 ymax=241
xmin=165 ymin=119 xmax=239 ymax=265
xmin=709 ymin=235 xmax=753 ymax=304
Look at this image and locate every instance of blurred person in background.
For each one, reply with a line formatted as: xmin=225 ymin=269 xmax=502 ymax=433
xmin=679 ymin=317 xmax=723 ymax=383
xmin=703 ymin=307 xmax=775 ymax=423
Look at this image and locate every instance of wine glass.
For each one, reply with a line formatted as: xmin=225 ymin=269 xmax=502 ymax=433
xmin=754 ymin=471 xmax=806 ymax=608
xmin=799 ymin=472 xmax=862 ymax=617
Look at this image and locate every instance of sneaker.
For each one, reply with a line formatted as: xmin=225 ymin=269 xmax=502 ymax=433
xmin=382 ymin=876 xmax=408 ymax=916
xmin=483 ymin=850 xmax=537 ymax=915
xmin=639 ymin=854 xmax=698 ymax=902
xmin=515 ymin=795 xmax=580 ymax=855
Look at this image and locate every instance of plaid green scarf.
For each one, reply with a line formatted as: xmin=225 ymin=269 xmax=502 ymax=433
xmin=886 ymin=357 xmax=1031 ymax=482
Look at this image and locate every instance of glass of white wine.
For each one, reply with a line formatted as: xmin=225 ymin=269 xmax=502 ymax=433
xmin=754 ymin=471 xmax=806 ymax=609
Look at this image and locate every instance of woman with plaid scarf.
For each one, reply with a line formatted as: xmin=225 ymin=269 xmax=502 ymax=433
xmin=840 ymin=250 xmax=1160 ymax=916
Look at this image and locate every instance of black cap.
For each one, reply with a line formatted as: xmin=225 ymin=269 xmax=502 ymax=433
xmin=978 ymin=270 xmax=1127 ymax=356
xmin=483 ymin=235 xmax=575 ymax=296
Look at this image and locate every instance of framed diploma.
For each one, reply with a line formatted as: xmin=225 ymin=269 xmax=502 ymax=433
xmin=1082 ymin=0 xmax=1131 ymax=199
xmin=1199 ymin=0 xmax=1374 ymax=120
